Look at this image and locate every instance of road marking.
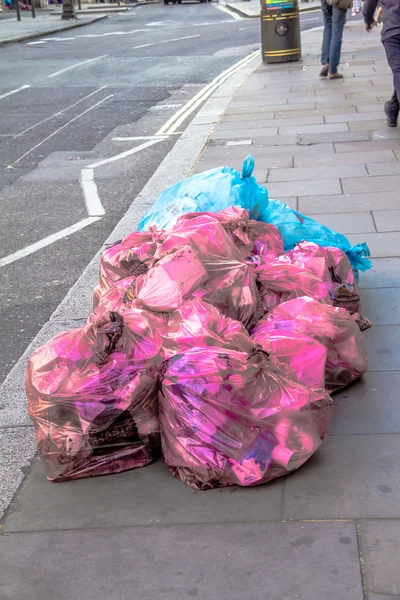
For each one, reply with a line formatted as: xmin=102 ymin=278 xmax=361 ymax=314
xmin=112 ymin=135 xmax=169 ymax=141
xmin=150 ymin=103 xmax=183 ymax=110
xmin=47 ymin=55 xmax=108 ymax=78
xmin=8 ymin=95 xmax=114 ymax=167
xmin=239 ymin=26 xmax=258 ymax=30
xmin=26 ymin=41 xmax=46 ymax=45
xmin=214 ymin=4 xmax=243 ymax=20
xmin=132 ymin=34 xmax=200 ymax=50
xmin=80 ymin=169 xmax=105 ymax=217
xmin=0 ymin=85 xmax=31 ymax=101
xmin=0 ymin=217 xmax=101 ymax=269
xmin=156 ymin=49 xmax=259 ymax=136
xmin=14 ymin=86 xmax=108 ymax=137
xmin=88 ymin=138 xmax=166 ymax=169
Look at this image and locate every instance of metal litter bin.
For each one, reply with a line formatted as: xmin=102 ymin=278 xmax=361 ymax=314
xmin=260 ymin=0 xmax=301 ymax=64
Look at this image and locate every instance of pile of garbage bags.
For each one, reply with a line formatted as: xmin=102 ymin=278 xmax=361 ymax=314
xmin=27 ymin=156 xmax=371 ymax=489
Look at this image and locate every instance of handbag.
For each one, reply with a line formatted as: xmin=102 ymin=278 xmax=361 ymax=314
xmin=327 ymin=0 xmax=352 ymax=9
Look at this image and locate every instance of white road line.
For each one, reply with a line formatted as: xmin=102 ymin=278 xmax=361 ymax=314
xmin=80 ymin=169 xmax=105 ymax=217
xmin=112 ymin=135 xmax=168 ymax=141
xmin=132 ymin=34 xmax=200 ymax=50
xmin=88 ymin=138 xmax=166 ymax=169
xmin=239 ymin=26 xmax=258 ymax=30
xmin=0 ymin=217 xmax=101 ymax=269
xmin=26 ymin=41 xmax=46 ymax=45
xmin=47 ymin=55 xmax=108 ymax=78
xmin=156 ymin=49 xmax=259 ymax=136
xmin=214 ymin=4 xmax=243 ymax=20
xmin=8 ymin=95 xmax=114 ymax=167
xmin=0 ymin=85 xmax=31 ymax=101
xmin=14 ymin=86 xmax=108 ymax=137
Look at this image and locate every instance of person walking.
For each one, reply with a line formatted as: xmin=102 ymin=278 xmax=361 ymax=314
xmin=320 ymin=0 xmax=352 ymax=79
xmin=364 ymin=0 xmax=400 ymax=127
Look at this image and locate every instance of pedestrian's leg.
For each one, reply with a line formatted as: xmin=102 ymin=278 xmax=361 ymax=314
xmin=383 ymin=36 xmax=400 ymax=125
xmin=320 ymin=0 xmax=332 ymax=76
xmin=328 ymin=6 xmax=346 ymax=76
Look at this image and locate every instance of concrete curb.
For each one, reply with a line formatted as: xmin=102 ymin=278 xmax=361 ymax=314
xmin=0 ymin=51 xmax=261 ymax=520
xmin=0 ymin=14 xmax=107 ymax=44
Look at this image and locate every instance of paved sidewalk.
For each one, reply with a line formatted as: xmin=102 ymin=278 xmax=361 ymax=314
xmin=1 ymin=21 xmax=400 ymax=600
xmin=0 ymin=13 xmax=107 ymax=43
xmin=222 ymin=0 xmax=321 ymax=18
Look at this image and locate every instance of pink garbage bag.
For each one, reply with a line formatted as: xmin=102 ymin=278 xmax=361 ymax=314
xmin=160 ymin=347 xmax=332 ymax=490
xmin=93 ymin=228 xmax=163 ymax=308
xmin=160 ymin=298 xmax=253 ymax=358
xmin=255 ymin=259 xmax=332 ymax=313
xmin=154 ymin=215 xmax=263 ymax=329
xmin=178 ymin=207 xmax=283 ymax=261
xmin=134 ymin=245 xmax=208 ymax=312
xmin=263 ymin=296 xmax=368 ymax=391
xmin=27 ymin=310 xmax=163 ymax=481
xmin=280 ymin=241 xmax=364 ymax=310
xmin=251 ymin=327 xmax=327 ymax=390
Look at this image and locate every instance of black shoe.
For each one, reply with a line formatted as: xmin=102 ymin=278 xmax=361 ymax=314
xmin=385 ymin=101 xmax=398 ymax=128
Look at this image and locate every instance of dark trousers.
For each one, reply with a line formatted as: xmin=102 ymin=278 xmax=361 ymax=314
xmin=383 ymin=35 xmax=400 ymax=119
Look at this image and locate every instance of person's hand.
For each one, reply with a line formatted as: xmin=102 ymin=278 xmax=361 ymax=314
xmin=365 ymin=20 xmax=376 ymax=31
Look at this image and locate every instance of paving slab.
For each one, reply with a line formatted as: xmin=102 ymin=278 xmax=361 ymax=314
xmin=299 ymin=131 xmax=371 ymax=144
xmin=373 ymin=209 xmax=400 ymax=232
xmin=267 ymin=179 xmax=342 ymax=198
xmin=359 ymin=520 xmax=400 ymax=596
xmin=360 ymin=287 xmax=400 ymax=325
xmin=335 ymin=140 xmax=400 ymax=153
xmin=268 ymin=164 xmax=367 ymax=182
xmin=3 ymin=459 xmax=283 ymax=532
xmin=306 ymin=212 xmax=375 ymax=234
xmin=330 ymin=371 xmax=400 ymax=435
xmin=349 ymin=119 xmax=388 ymax=131
xmin=219 ymin=116 xmax=325 ymax=129
xmin=276 ymin=107 xmax=358 ymax=118
xmin=299 ymin=192 xmax=399 ymax=214
xmin=325 ymin=112 xmax=385 ymax=123
xmin=367 ymin=162 xmax=400 ymax=176
xmin=280 ymin=123 xmax=349 ymax=135
xmin=347 ymin=231 xmax=400 ymax=257
xmin=284 ymin=434 xmax=400 ymax=519
xmin=0 ymin=521 xmax=363 ymax=600
xmin=359 ymin=258 xmax=400 ymax=288
xmin=295 ymin=151 xmax=397 ymax=168
xmin=364 ymin=325 xmax=400 ymax=371
xmin=211 ymin=127 xmax=278 ymax=140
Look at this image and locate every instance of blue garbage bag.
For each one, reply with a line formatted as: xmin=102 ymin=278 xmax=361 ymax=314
xmin=261 ymin=199 xmax=371 ymax=279
xmin=137 ymin=155 xmax=267 ymax=232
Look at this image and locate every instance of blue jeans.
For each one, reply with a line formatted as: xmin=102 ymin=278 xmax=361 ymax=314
xmin=383 ymin=35 xmax=400 ymax=119
xmin=321 ymin=0 xmax=347 ymax=74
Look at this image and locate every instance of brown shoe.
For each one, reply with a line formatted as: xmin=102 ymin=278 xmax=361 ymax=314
xmin=320 ymin=64 xmax=329 ymax=77
xmin=328 ymin=72 xmax=343 ymax=80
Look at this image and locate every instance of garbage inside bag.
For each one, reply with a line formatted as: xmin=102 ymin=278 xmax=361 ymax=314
xmin=160 ymin=346 xmax=332 ymax=490
xmin=260 ymin=296 xmax=368 ymax=392
xmin=27 ymin=310 xmax=163 ymax=481
xmin=93 ymin=228 xmax=164 ymax=308
xmin=160 ymin=298 xmax=253 ymax=358
xmin=137 ymin=155 xmax=267 ymax=232
xmin=135 ymin=245 xmax=208 ymax=312
xmin=178 ymin=207 xmax=284 ymax=261
xmin=280 ymin=241 xmax=372 ymax=331
xmin=255 ymin=259 xmax=332 ymax=313
xmin=261 ymin=199 xmax=371 ymax=278
xmin=251 ymin=329 xmax=327 ymax=390
xmin=152 ymin=215 xmax=263 ymax=328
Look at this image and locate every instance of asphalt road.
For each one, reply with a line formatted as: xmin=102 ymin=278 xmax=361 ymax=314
xmin=0 ymin=3 xmax=326 ymax=384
